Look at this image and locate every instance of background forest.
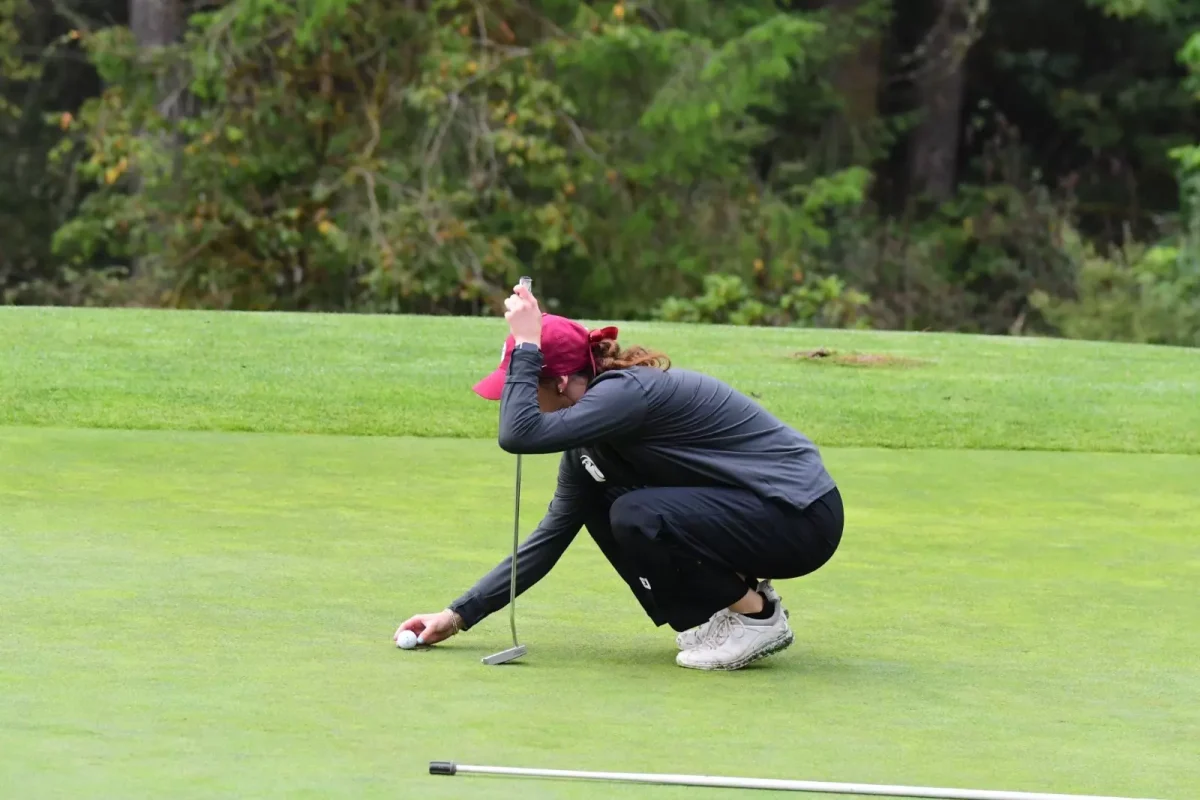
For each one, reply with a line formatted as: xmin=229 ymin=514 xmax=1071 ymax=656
xmin=2 ymin=0 xmax=1198 ymax=345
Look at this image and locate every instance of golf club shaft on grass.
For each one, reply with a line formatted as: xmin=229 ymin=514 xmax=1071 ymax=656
xmin=428 ymin=763 xmax=1163 ymax=800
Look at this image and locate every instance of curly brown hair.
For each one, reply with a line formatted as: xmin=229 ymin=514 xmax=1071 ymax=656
xmin=591 ymin=338 xmax=671 ymax=375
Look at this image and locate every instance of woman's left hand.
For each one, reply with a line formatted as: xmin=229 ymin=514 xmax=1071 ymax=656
xmin=504 ymin=282 xmax=542 ymax=346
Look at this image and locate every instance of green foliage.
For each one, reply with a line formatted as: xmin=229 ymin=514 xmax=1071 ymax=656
xmin=1030 ymin=227 xmax=1200 ymax=346
xmin=656 ymin=271 xmax=871 ymax=328
xmin=2 ymin=0 xmax=1200 ymax=348
xmin=1086 ymin=0 xmax=1188 ymax=21
xmin=42 ymin=0 xmax=869 ymax=315
xmin=0 ymin=0 xmax=39 ymax=120
xmin=634 ymin=14 xmax=825 ymax=177
xmin=0 ymin=0 xmax=95 ymax=303
xmin=53 ymin=1 xmax=519 ymax=309
xmin=821 ymin=170 xmax=1082 ymax=335
xmin=1172 ymin=30 xmax=1200 ymax=241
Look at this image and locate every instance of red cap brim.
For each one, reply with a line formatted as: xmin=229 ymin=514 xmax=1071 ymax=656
xmin=472 ymin=368 xmax=506 ymax=401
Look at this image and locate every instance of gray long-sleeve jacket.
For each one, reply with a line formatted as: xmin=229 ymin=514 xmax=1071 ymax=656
xmin=448 ymin=346 xmax=836 ymax=630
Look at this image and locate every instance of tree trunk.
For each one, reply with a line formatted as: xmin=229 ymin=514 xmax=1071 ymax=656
xmin=129 ymin=0 xmax=185 ymax=281
xmin=130 ymin=0 xmax=185 ymax=118
xmin=131 ymin=0 xmax=181 ymax=48
xmin=907 ymin=0 xmax=977 ymax=202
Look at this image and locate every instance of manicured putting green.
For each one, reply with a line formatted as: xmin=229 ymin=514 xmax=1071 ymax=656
xmin=1 ymin=427 xmax=1196 ymax=799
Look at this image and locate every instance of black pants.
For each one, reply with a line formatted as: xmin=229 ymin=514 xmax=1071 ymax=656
xmin=581 ymin=486 xmax=844 ymax=632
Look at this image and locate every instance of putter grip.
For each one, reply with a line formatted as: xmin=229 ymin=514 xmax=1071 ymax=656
xmin=519 ymin=275 xmax=532 ymax=291
xmin=429 ymin=761 xmax=457 ymax=776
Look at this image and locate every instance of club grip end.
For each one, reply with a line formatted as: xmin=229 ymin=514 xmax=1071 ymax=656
xmin=429 ymin=761 xmax=457 ymax=776
xmin=518 ymin=275 xmax=532 ymax=291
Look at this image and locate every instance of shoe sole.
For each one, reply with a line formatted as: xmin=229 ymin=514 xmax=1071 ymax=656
xmin=675 ymin=627 xmax=795 ymax=671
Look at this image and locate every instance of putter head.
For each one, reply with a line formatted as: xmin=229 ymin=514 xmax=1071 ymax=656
xmin=481 ymin=645 xmax=527 ymax=665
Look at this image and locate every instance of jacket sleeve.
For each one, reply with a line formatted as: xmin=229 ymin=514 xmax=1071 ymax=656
xmin=448 ymin=452 xmax=594 ymax=630
xmin=496 ymin=347 xmax=648 ymax=455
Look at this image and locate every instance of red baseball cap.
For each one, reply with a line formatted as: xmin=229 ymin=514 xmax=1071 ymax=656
xmin=472 ymin=315 xmax=617 ymax=400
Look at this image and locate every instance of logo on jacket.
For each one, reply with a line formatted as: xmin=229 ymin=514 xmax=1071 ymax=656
xmin=580 ymin=454 xmax=606 ymax=482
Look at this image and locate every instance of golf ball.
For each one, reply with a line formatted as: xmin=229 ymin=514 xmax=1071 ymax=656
xmin=396 ymin=630 xmax=419 ymax=650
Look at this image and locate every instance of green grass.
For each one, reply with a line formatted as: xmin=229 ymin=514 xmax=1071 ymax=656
xmin=2 ymin=307 xmax=1198 ymax=799
xmin=2 ymin=306 xmax=1199 ymax=452
xmin=3 ymin=428 xmax=1198 ymax=799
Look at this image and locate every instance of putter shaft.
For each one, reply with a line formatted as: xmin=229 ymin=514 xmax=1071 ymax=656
xmin=509 ymin=453 xmax=521 ymax=648
xmin=482 ymin=275 xmax=533 ymax=666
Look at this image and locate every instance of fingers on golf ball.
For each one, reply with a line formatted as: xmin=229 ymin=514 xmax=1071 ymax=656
xmin=396 ymin=630 xmax=419 ymax=650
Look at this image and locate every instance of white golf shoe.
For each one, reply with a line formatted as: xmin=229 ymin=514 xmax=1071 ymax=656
xmin=675 ymin=580 xmax=785 ymax=651
xmin=675 ymin=609 xmax=731 ymax=651
xmin=674 ymin=596 xmax=794 ymax=671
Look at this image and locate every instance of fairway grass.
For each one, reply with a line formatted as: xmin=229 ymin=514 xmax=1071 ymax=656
xmin=2 ymin=427 xmax=1198 ymax=800
xmin=3 ymin=306 xmax=1199 ymax=453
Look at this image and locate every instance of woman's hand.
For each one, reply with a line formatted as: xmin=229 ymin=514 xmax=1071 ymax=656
xmin=394 ymin=609 xmax=462 ymax=646
xmin=504 ymin=283 xmax=542 ymax=346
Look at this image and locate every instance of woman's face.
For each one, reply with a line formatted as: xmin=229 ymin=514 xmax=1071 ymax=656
xmin=537 ymin=375 xmax=588 ymax=412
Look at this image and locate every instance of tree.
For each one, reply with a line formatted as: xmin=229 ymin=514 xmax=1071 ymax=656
xmin=130 ymin=0 xmax=180 ymax=47
xmin=130 ymin=0 xmax=184 ymax=119
xmin=906 ymin=0 xmax=984 ymax=202
xmin=1 ymin=0 xmax=1196 ymax=347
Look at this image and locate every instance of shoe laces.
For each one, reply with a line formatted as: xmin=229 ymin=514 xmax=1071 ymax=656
xmin=683 ymin=608 xmax=728 ymax=637
xmin=699 ymin=611 xmax=745 ymax=649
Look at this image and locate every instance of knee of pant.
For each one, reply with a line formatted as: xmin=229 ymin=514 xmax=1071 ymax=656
xmin=609 ymin=494 xmax=659 ymax=543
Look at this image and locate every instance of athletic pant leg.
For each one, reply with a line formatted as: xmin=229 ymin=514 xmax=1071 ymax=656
xmin=577 ymin=486 xmax=671 ymax=626
xmin=608 ymin=486 xmax=844 ymax=632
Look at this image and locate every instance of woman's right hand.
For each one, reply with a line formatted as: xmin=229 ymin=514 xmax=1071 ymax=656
xmin=394 ymin=609 xmax=461 ymax=646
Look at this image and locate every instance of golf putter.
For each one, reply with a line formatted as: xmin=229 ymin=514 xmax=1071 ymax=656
xmin=481 ymin=275 xmax=533 ymax=666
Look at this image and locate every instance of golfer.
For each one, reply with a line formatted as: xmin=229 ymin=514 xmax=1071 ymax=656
xmin=396 ymin=283 xmax=844 ymax=670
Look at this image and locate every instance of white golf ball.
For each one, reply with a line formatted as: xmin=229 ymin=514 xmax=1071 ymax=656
xmin=396 ymin=630 xmax=419 ymax=650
